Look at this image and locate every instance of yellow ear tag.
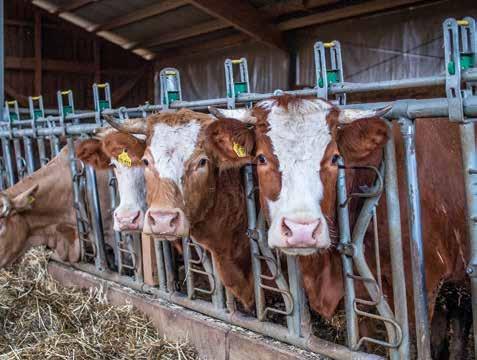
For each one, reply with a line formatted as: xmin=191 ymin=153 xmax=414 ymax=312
xmin=27 ymin=196 xmax=35 ymax=205
xmin=118 ymin=149 xmax=132 ymax=167
xmin=233 ymin=142 xmax=247 ymax=158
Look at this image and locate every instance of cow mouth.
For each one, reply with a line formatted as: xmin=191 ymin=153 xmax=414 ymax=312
xmin=277 ymin=247 xmax=318 ymax=256
xmin=152 ymin=234 xmax=182 ymax=241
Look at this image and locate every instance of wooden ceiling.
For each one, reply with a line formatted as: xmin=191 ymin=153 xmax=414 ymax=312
xmin=31 ymin=0 xmax=434 ymax=61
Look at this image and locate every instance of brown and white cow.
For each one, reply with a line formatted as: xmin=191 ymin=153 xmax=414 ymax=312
xmin=76 ymin=125 xmax=147 ymax=232
xmin=105 ymin=109 xmax=255 ymax=310
xmin=0 ymin=145 xmax=114 ymax=269
xmin=208 ymin=95 xmax=470 ymax=353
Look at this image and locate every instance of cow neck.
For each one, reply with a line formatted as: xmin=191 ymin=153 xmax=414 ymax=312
xmin=190 ymin=167 xmax=249 ymax=258
xmin=6 ymin=148 xmax=75 ymax=242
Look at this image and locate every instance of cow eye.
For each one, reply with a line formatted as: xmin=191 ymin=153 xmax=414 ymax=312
xmin=257 ymin=154 xmax=267 ymax=165
xmin=198 ymin=158 xmax=208 ymax=168
xmin=142 ymin=158 xmax=149 ymax=166
xmin=331 ymin=154 xmax=340 ymax=164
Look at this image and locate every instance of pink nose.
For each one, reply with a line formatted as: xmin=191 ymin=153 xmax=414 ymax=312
xmin=281 ymin=218 xmax=322 ymax=247
xmin=147 ymin=209 xmax=181 ymax=235
xmin=115 ymin=210 xmax=142 ymax=231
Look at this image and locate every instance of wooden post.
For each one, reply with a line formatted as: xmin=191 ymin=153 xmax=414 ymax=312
xmin=34 ymin=12 xmax=42 ymax=96
xmin=94 ymin=39 xmax=101 ymax=83
xmin=142 ymin=233 xmax=159 ymax=286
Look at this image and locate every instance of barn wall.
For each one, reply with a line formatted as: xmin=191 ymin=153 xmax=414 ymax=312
xmin=161 ymin=0 xmax=476 ymax=102
xmin=5 ymin=0 xmax=154 ymax=111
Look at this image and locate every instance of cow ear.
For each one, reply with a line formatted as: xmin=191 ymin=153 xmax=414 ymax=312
xmin=12 ymin=184 xmax=39 ymax=212
xmin=75 ymin=139 xmax=110 ymax=169
xmin=205 ymin=118 xmax=256 ymax=169
xmin=336 ymin=118 xmax=389 ymax=164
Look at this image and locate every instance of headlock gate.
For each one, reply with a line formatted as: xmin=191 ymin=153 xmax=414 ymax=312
xmin=2 ymin=17 xmax=477 ymax=360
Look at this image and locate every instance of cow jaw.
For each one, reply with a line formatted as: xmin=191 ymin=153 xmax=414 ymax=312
xmin=261 ymin=98 xmax=333 ymax=254
xmin=111 ymin=159 xmax=146 ymax=232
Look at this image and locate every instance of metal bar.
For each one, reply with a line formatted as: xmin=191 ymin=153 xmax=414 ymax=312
xmin=211 ymin=255 xmax=225 ymax=310
xmin=37 ymin=137 xmax=48 ymax=166
xmin=286 ymin=255 xmax=307 ymax=337
xmin=182 ymin=237 xmax=194 ymax=299
xmin=242 ymin=164 xmax=265 ymax=319
xmin=107 ymin=170 xmax=122 ymax=273
xmin=162 ymin=240 xmax=175 ymax=292
xmin=84 ymin=165 xmax=108 ymax=271
xmin=336 ymin=157 xmax=359 ymax=348
xmin=154 ymin=238 xmax=167 ymax=292
xmin=23 ymin=136 xmax=35 ymax=173
xmin=458 ymin=122 xmax=477 ymax=355
xmin=383 ymin=122 xmax=410 ymax=359
xmin=1 ymin=137 xmax=15 ymax=186
xmin=0 ymin=0 xmax=3 ymax=155
xmin=398 ymin=116 xmax=431 ymax=359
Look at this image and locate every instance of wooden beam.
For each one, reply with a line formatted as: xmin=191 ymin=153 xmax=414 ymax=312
xmin=135 ymin=19 xmax=228 ymax=50
xmin=5 ymin=83 xmax=28 ymax=106
xmin=156 ymin=33 xmax=250 ymax=66
xmin=261 ymin=0 xmax=338 ymax=19
xmin=187 ymin=0 xmax=286 ymax=50
xmin=94 ymin=40 xmax=101 ymax=83
xmin=278 ymin=0 xmax=428 ymax=30
xmin=91 ymin=0 xmax=187 ymax=32
xmin=112 ymin=68 xmax=147 ymax=105
xmin=54 ymin=0 xmax=99 ymax=14
xmin=34 ymin=12 xmax=42 ymax=96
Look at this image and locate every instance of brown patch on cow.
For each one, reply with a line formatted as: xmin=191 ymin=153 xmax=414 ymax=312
xmin=101 ymin=132 xmax=146 ymax=167
xmin=204 ymin=118 xmax=255 ymax=169
xmin=75 ymin=139 xmax=110 ymax=169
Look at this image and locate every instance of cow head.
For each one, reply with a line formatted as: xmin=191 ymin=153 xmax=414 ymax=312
xmin=208 ymin=96 xmax=390 ymax=255
xmin=76 ymin=126 xmax=147 ymax=232
xmin=0 ymin=185 xmax=39 ymax=268
xmin=105 ymin=110 xmax=226 ymax=239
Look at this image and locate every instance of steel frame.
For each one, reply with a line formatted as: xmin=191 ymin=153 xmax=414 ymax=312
xmin=1 ymin=16 xmax=477 ymax=360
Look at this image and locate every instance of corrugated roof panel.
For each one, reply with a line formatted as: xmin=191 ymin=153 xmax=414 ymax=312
xmin=74 ymin=0 xmax=160 ymax=25
xmin=114 ymin=5 xmax=214 ymax=42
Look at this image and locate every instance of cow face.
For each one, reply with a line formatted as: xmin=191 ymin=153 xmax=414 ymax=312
xmin=0 ymin=185 xmax=39 ymax=268
xmin=76 ymin=131 xmax=147 ymax=232
xmin=140 ymin=110 xmax=219 ymax=239
xmin=207 ymin=96 xmax=390 ymax=255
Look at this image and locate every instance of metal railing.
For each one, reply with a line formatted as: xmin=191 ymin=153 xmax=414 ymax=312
xmin=1 ymin=16 xmax=477 ymax=360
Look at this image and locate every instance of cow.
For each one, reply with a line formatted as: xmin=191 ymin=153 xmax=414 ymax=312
xmin=208 ymin=95 xmax=470 ymax=357
xmin=105 ymin=109 xmax=255 ymax=310
xmin=75 ymin=124 xmax=147 ymax=232
xmin=0 ymin=144 xmax=114 ymax=269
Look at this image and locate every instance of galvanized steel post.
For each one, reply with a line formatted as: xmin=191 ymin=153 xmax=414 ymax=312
xmin=336 ymin=157 xmax=359 ymax=348
xmin=398 ymin=116 xmax=431 ymax=359
xmin=383 ymin=124 xmax=410 ymax=359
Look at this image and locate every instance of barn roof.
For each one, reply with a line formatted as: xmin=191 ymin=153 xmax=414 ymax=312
xmin=30 ymin=0 xmax=435 ymax=61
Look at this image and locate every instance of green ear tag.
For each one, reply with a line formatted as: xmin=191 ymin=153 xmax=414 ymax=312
xmin=118 ymin=149 xmax=132 ymax=167
xmin=27 ymin=196 xmax=35 ymax=204
xmin=233 ymin=142 xmax=247 ymax=158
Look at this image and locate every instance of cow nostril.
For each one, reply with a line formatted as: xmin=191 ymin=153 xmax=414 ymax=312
xmin=281 ymin=218 xmax=292 ymax=237
xmin=131 ymin=211 xmax=141 ymax=224
xmin=312 ymin=219 xmax=322 ymax=239
xmin=148 ymin=212 xmax=156 ymax=225
xmin=170 ymin=212 xmax=180 ymax=228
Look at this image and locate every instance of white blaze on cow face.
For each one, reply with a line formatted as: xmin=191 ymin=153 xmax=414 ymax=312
xmin=111 ymin=159 xmax=146 ymax=232
xmin=260 ymin=98 xmax=333 ymax=255
xmin=149 ymin=121 xmax=201 ymax=190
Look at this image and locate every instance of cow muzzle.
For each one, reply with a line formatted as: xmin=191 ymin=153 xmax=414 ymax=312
xmin=269 ymin=215 xmax=330 ymax=255
xmin=143 ymin=208 xmax=188 ymax=239
xmin=114 ymin=210 xmax=143 ymax=232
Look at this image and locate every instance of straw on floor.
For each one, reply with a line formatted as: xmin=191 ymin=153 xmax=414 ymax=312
xmin=0 ymin=248 xmax=199 ymax=359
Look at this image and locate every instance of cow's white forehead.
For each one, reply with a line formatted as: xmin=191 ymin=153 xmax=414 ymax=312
xmin=110 ymin=158 xmax=146 ymax=211
xmin=149 ymin=121 xmax=201 ymax=187
xmin=264 ymin=98 xmax=332 ymax=219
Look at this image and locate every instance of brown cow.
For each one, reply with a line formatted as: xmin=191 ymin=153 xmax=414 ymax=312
xmin=76 ymin=127 xmax=147 ymax=232
xmin=105 ymin=109 xmax=255 ymax=310
xmin=208 ymin=95 xmax=470 ymax=356
xmin=0 ymin=145 xmax=114 ymax=269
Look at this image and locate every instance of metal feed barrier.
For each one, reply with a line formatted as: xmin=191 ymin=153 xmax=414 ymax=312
xmin=1 ymin=17 xmax=477 ymax=360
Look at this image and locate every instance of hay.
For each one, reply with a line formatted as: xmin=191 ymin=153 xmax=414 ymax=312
xmin=0 ymin=248 xmax=199 ymax=360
